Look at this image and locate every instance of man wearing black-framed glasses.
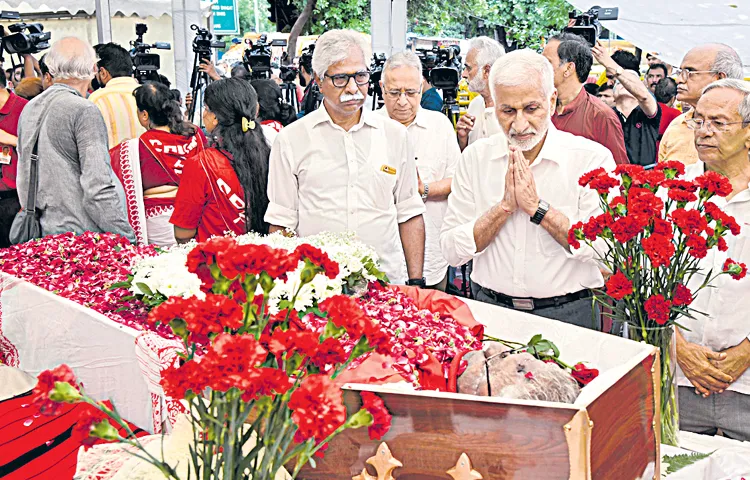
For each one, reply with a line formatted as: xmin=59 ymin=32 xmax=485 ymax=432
xmin=265 ymin=29 xmax=427 ymax=287
xmin=659 ymin=44 xmax=743 ymax=166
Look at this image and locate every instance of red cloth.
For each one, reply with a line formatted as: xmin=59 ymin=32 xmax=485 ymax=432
xmin=336 ymin=286 xmax=483 ymax=392
xmin=656 ymin=103 xmax=682 ymax=163
xmin=0 ymin=394 xmax=146 ymax=480
xmin=0 ymin=91 xmax=28 ymax=191
xmin=170 ymin=148 xmax=247 ymax=241
xmin=552 ymin=87 xmax=630 ymax=165
xmin=139 ymin=128 xmax=206 ymax=192
xmin=260 ymin=120 xmax=283 ymax=133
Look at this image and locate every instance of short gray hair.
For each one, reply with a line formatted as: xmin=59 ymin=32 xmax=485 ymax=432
xmin=489 ymin=49 xmax=555 ymax=103
xmin=45 ymin=37 xmax=97 ymax=81
xmin=467 ymin=36 xmax=505 ymax=70
xmin=710 ymin=45 xmax=744 ymax=80
xmin=311 ymin=29 xmax=371 ymax=78
xmin=382 ymin=51 xmax=422 ymax=80
xmin=703 ymin=78 xmax=750 ymax=126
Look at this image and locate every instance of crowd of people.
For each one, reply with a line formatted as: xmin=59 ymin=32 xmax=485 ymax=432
xmin=0 ymin=27 xmax=748 ymax=441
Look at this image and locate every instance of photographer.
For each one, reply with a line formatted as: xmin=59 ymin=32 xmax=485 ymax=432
xmin=420 ymin=70 xmax=442 ymax=112
xmin=455 ymin=36 xmax=505 ymax=152
xmin=198 ymin=58 xmax=223 ymax=82
xmin=297 ymin=47 xmax=320 ymax=117
xmin=90 ymin=43 xmax=144 ymax=147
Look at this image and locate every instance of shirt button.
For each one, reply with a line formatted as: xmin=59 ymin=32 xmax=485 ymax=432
xmin=350 ymin=209 xmax=355 ymax=214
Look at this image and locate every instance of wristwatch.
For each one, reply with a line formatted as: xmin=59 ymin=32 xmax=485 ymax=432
xmin=530 ymin=199 xmax=550 ymax=225
xmin=406 ymin=278 xmax=427 ymax=288
xmin=421 ymin=183 xmax=429 ymax=201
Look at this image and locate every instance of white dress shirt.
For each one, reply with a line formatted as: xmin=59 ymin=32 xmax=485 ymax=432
xmin=678 ymin=161 xmax=750 ymax=395
xmin=265 ymin=106 xmax=425 ymax=284
xmin=466 ymin=95 xmax=506 ymax=146
xmin=377 ymin=107 xmax=461 ymax=285
xmin=440 ymin=124 xmax=616 ymax=298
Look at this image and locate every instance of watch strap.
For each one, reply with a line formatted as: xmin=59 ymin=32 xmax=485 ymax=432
xmin=530 ymin=200 xmax=550 ymax=225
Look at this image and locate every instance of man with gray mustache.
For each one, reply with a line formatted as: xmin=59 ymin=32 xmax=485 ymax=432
xmin=265 ymin=29 xmax=426 ymax=286
xmin=440 ymin=50 xmax=616 ymax=329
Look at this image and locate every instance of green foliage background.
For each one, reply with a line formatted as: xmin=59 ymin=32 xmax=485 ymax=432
xmin=238 ymin=0 xmax=572 ymax=49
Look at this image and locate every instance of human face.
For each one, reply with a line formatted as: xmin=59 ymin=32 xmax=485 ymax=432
xmin=202 ymin=104 xmax=218 ymax=133
xmin=13 ymin=67 xmax=22 ymax=85
xmin=646 ymin=68 xmax=665 ymax=92
xmin=316 ymin=47 xmax=369 ymax=119
xmin=692 ymin=88 xmax=750 ymax=165
xmin=494 ymin=81 xmax=556 ymax=152
xmin=462 ymin=49 xmax=487 ymax=94
xmin=381 ymin=66 xmax=422 ymax=126
xmin=676 ymin=47 xmax=721 ymax=106
xmin=647 ymin=55 xmax=661 ymax=66
xmin=542 ymin=40 xmax=567 ymax=88
xmin=597 ymin=88 xmax=615 ymax=108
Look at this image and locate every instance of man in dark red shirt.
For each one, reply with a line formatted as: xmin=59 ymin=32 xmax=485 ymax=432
xmin=543 ymin=33 xmax=629 ymax=165
xmin=0 ymin=72 xmax=29 ymax=247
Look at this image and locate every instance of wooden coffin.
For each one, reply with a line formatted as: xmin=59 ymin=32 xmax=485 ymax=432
xmin=300 ymin=299 xmax=660 ymax=480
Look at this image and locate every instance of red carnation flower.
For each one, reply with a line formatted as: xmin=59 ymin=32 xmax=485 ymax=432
xmin=605 ymin=271 xmax=633 ymax=300
xmin=610 ymin=215 xmax=649 ymax=243
xmin=723 ymin=258 xmax=748 ymax=280
xmin=628 ymin=188 xmax=664 ymax=218
xmin=644 ymin=294 xmax=672 ymax=325
xmin=31 ymin=364 xmax=81 ymax=414
xmin=72 ymin=406 xmax=114 ymax=450
xmin=609 ymin=195 xmax=627 ymax=215
xmin=671 ymin=208 xmax=708 ymax=234
xmin=311 ymin=337 xmax=349 ymax=369
xmin=651 ymin=218 xmax=672 ymax=236
xmin=588 ymin=173 xmax=620 ymax=194
xmin=186 ymin=237 xmax=237 ymax=290
xmin=672 ymin=284 xmax=693 ymax=307
xmin=267 ymin=328 xmax=320 ymax=358
xmin=320 ymin=295 xmax=371 ymax=340
xmin=614 ymin=164 xmax=645 ymax=178
xmin=571 ymin=363 xmax=599 ymax=386
xmin=633 ymin=169 xmax=666 ymax=189
xmin=579 ymin=167 xmax=607 ymax=187
xmin=686 ymin=234 xmax=708 ymax=259
xmin=295 ymin=244 xmax=340 ymax=280
xmin=655 ymin=160 xmax=686 ymax=178
xmin=360 ymin=392 xmax=392 ymax=440
xmin=289 ymin=374 xmax=347 ymax=443
xmin=583 ymin=213 xmax=613 ymax=241
xmin=160 ymin=359 xmax=207 ymax=400
xmin=568 ymin=221 xmax=584 ymax=249
xmin=643 ymin=234 xmax=675 ymax=268
xmin=696 ymin=171 xmax=732 ymax=197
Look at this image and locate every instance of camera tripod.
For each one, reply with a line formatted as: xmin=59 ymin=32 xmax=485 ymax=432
xmin=188 ymin=52 xmax=210 ymax=124
xmin=442 ymin=91 xmax=461 ymax=128
xmin=280 ymin=81 xmax=299 ymax=114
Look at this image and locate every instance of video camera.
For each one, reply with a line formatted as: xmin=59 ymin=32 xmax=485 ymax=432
xmin=564 ymin=6 xmax=619 ymax=46
xmin=243 ymin=34 xmax=273 ymax=80
xmin=417 ymin=44 xmax=462 ymax=125
xmin=191 ymin=24 xmax=224 ymax=62
xmin=368 ymin=53 xmax=386 ymax=109
xmin=0 ymin=12 xmax=51 ymax=57
xmin=130 ymin=23 xmax=170 ymax=82
xmin=280 ymin=64 xmax=297 ymax=83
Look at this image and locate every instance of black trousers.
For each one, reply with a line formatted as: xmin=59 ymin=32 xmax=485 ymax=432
xmin=0 ymin=190 xmax=20 ymax=248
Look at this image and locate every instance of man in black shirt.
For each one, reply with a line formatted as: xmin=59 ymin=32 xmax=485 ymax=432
xmin=593 ymin=44 xmax=661 ymax=166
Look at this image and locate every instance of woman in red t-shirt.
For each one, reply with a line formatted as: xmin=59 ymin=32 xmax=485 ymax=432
xmin=110 ymin=82 xmax=205 ymax=246
xmin=171 ymin=78 xmax=271 ymax=242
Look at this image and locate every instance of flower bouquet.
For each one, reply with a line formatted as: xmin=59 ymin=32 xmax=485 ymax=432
xmin=569 ymin=161 xmax=747 ymax=445
xmin=32 ymin=236 xmax=393 ymax=479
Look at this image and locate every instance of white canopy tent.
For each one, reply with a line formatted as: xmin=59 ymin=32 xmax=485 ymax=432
xmin=568 ymin=0 xmax=750 ymax=75
xmin=0 ymin=0 xmax=210 ymax=91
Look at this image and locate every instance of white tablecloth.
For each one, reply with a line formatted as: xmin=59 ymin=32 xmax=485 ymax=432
xmin=663 ymin=432 xmax=750 ymax=480
xmin=0 ymin=274 xmax=153 ymax=431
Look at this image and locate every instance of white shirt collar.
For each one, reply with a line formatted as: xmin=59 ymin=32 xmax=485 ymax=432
xmin=310 ymin=103 xmax=380 ymax=131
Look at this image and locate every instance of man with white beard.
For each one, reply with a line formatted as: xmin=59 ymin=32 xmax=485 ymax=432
xmin=265 ymin=29 xmax=427 ymax=286
xmin=440 ymin=50 xmax=616 ymax=329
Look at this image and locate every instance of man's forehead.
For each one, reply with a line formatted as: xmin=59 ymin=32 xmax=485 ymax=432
xmin=383 ymin=67 xmax=420 ymax=86
xmin=682 ymin=48 xmax=716 ymax=69
xmin=696 ymin=89 xmax=743 ymax=117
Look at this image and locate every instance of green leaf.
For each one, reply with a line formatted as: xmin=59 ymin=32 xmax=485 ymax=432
xmin=663 ymin=451 xmax=714 ymax=474
xmin=135 ymin=282 xmax=154 ymax=296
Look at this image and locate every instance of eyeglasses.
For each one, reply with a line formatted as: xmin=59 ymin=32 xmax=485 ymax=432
xmin=324 ymin=71 xmax=371 ymax=88
xmin=383 ymin=87 xmax=422 ymax=99
xmin=673 ymin=68 xmax=717 ymax=80
xmin=686 ymin=118 xmax=746 ymax=132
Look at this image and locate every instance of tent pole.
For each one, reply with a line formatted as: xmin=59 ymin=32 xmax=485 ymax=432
xmin=95 ymin=0 xmax=113 ymax=44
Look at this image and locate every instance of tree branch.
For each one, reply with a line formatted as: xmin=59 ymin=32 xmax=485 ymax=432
xmin=286 ymin=0 xmax=317 ymax=65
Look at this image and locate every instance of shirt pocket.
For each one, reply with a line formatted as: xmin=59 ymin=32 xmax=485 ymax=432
xmin=536 ymin=204 xmax=577 ymax=257
xmin=362 ymin=162 xmax=397 ymax=211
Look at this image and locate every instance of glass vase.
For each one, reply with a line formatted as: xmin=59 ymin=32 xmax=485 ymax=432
xmin=627 ymin=323 xmax=679 ymax=446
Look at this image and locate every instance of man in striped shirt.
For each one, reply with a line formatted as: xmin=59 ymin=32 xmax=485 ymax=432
xmin=89 ymin=43 xmax=145 ymax=148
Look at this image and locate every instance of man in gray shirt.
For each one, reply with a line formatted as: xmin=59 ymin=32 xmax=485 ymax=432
xmin=14 ymin=37 xmax=134 ymax=242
